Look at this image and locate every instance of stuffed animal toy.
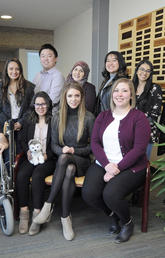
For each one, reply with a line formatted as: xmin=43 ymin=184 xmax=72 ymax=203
xmin=28 ymin=139 xmax=44 ymax=166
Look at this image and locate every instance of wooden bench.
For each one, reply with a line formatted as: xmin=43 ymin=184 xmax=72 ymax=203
xmin=45 ymin=163 xmax=151 ymax=233
xmin=45 ymin=175 xmax=85 ymax=188
xmin=14 ymin=152 xmax=150 ymax=232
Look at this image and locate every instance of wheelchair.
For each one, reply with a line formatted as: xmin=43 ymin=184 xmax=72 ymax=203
xmin=0 ymin=120 xmax=15 ymax=236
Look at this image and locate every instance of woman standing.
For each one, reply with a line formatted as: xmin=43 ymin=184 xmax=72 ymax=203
xmin=0 ymin=58 xmax=35 ymax=153
xmin=82 ymin=78 xmax=150 ymax=243
xmin=34 ymin=82 xmax=95 ymax=240
xmin=132 ymin=60 xmax=162 ymax=158
xmin=95 ymin=51 xmax=127 ymax=116
xmin=16 ymin=91 xmax=56 ymax=236
xmin=66 ymin=61 xmax=96 ymax=113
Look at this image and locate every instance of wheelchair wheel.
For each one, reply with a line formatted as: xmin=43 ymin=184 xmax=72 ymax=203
xmin=0 ymin=198 xmax=14 ymax=236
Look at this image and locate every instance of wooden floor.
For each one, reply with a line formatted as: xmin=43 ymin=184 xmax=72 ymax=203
xmin=0 ymin=188 xmax=165 ymax=258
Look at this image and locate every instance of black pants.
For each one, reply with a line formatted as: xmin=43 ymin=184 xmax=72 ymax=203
xmin=16 ymin=158 xmax=55 ymax=209
xmin=82 ymin=163 xmax=146 ymax=224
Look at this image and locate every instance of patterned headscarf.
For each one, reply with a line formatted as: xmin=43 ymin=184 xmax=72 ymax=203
xmin=66 ymin=61 xmax=90 ymax=85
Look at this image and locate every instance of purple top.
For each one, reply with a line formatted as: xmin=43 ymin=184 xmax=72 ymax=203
xmin=91 ymin=109 xmax=151 ymax=173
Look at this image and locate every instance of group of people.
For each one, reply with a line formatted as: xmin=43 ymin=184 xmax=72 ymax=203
xmin=0 ymin=43 xmax=163 ymax=244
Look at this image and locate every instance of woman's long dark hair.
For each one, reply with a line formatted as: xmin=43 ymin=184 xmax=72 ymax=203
xmin=2 ymin=58 xmax=26 ymax=105
xmin=132 ymin=59 xmax=153 ymax=95
xmin=29 ymin=91 xmax=52 ymax=124
xmin=102 ymin=51 xmax=127 ymax=80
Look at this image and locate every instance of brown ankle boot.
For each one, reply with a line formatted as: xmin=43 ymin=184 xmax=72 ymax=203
xmin=19 ymin=210 xmax=29 ymax=234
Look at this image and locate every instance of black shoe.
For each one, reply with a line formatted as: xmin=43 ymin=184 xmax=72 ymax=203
xmin=109 ymin=214 xmax=121 ymax=234
xmin=114 ymin=219 xmax=134 ymax=243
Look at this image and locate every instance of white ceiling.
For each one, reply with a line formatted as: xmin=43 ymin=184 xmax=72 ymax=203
xmin=0 ymin=0 xmax=93 ymax=30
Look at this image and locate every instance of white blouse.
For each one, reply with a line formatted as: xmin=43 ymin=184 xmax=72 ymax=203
xmin=96 ymin=113 xmax=126 ymax=167
xmin=8 ymin=89 xmax=21 ymax=119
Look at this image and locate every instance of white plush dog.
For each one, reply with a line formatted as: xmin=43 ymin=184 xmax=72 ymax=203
xmin=28 ymin=139 xmax=44 ymax=166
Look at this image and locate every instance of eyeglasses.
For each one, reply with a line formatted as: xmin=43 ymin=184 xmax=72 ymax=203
xmin=138 ymin=67 xmax=151 ymax=74
xmin=34 ymin=103 xmax=47 ymax=108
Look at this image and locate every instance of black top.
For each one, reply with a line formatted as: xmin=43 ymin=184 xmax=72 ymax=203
xmin=82 ymin=81 xmax=96 ymax=114
xmin=51 ymin=108 xmax=95 ymax=157
xmin=95 ymin=72 xmax=127 ymax=116
xmin=0 ymin=80 xmax=35 ymax=132
xmin=136 ymin=83 xmax=162 ymax=143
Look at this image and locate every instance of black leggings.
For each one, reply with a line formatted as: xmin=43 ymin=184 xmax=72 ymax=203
xmin=82 ymin=163 xmax=146 ymax=224
xmin=47 ymin=153 xmax=90 ymax=218
xmin=16 ymin=159 xmax=55 ymax=209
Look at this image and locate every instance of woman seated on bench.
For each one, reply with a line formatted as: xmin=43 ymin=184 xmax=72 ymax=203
xmin=82 ymin=78 xmax=150 ymax=244
xmin=16 ymin=91 xmax=56 ymax=236
xmin=34 ymin=82 xmax=95 ymax=241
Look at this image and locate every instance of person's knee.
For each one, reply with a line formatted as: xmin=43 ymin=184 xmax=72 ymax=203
xmin=103 ymin=187 xmax=116 ymax=205
xmin=82 ymin=165 xmax=101 ymax=204
xmin=58 ymin=154 xmax=70 ymax=166
xmin=65 ymin=164 xmax=76 ymax=179
xmin=31 ymin=168 xmax=44 ymax=184
xmin=82 ymin=182 xmax=96 ymax=205
xmin=103 ymin=186 xmax=121 ymax=210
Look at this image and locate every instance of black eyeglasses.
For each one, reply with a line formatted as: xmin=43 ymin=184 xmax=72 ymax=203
xmin=34 ymin=103 xmax=47 ymax=108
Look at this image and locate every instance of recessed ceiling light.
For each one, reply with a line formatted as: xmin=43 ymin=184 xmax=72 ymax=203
xmin=1 ymin=15 xmax=13 ymax=20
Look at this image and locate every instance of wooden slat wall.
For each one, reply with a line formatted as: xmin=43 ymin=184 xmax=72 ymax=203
xmin=118 ymin=7 xmax=165 ymax=102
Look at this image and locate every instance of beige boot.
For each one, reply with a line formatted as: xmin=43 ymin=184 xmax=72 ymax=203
xmin=33 ymin=202 xmax=52 ymax=224
xmin=61 ymin=216 xmax=75 ymax=241
xmin=29 ymin=210 xmax=41 ymax=236
xmin=19 ymin=209 xmax=29 ymax=234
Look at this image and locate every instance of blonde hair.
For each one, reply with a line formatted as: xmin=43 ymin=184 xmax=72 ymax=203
xmin=110 ymin=78 xmax=136 ymax=111
xmin=58 ymin=82 xmax=86 ymax=144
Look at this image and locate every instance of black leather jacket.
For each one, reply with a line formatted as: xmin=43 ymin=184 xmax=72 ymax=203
xmin=95 ymin=72 xmax=127 ymax=116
